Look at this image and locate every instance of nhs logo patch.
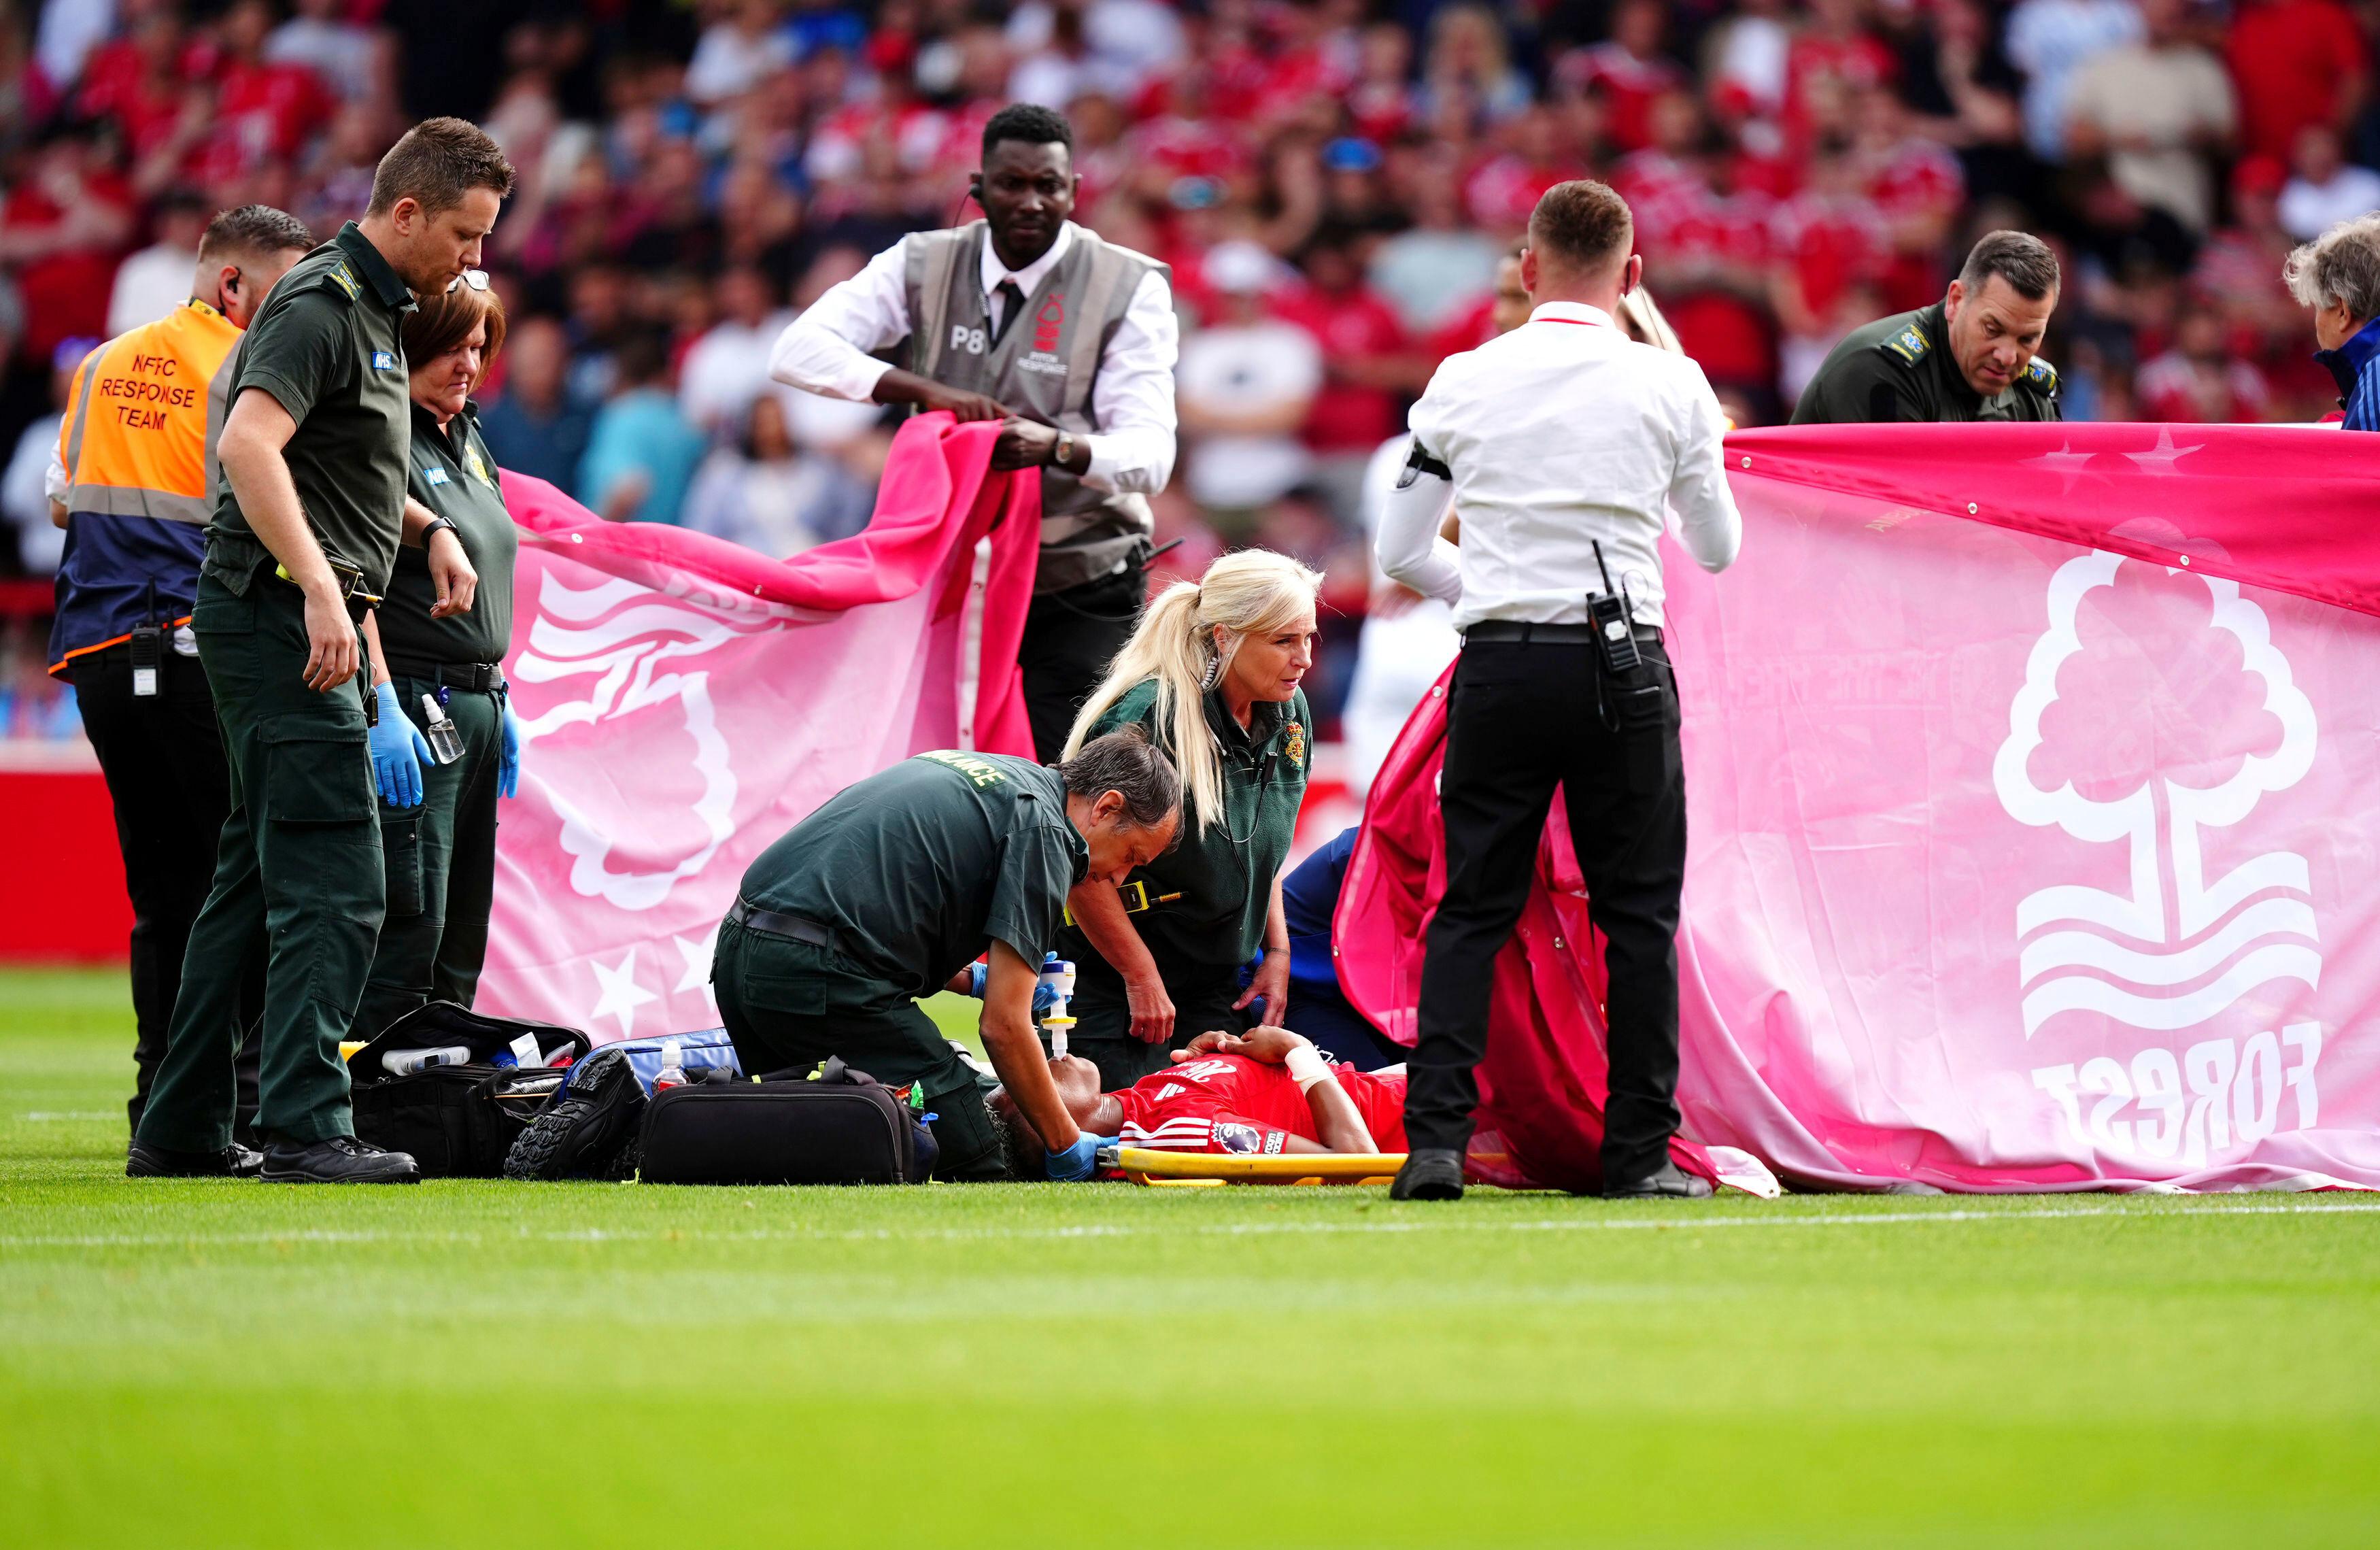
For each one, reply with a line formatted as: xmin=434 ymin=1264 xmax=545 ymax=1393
xmin=425 ymin=467 xmax=450 ymax=486
xmin=371 ymin=350 xmax=398 ymax=371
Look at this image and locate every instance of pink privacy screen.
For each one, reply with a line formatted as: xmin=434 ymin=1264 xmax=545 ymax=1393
xmin=1339 ymin=424 xmax=2380 ymax=1193
xmin=482 ymin=415 xmax=1040 ymax=1043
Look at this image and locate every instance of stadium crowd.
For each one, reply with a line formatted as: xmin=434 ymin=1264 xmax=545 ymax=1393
xmin=3 ymin=0 xmax=2378 ymax=738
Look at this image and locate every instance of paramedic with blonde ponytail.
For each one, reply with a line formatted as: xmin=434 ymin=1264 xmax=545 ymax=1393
xmin=1057 ymin=551 xmax=1323 ymax=1090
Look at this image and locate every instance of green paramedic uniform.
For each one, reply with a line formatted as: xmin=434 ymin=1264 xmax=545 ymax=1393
xmin=135 ymin=221 xmax=415 ymax=1151
xmin=711 ymin=751 xmax=1090 ymax=1179
xmin=356 ymin=399 xmax=519 ymax=1038
xmin=1789 ymin=301 xmax=2062 ymax=424
xmin=1058 ymin=679 xmax=1310 ymax=1090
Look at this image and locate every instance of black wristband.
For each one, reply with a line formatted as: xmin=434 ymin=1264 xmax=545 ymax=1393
xmin=420 ymin=516 xmax=460 ymax=547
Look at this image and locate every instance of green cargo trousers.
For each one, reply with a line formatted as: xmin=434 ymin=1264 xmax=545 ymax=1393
xmin=711 ymin=916 xmax=1006 ymax=1181
xmin=355 ymin=675 xmax=503 ymax=1039
xmin=135 ymin=573 xmax=386 ymax=1151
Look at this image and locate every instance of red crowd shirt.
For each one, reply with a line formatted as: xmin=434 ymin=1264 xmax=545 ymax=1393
xmin=1769 ymin=188 xmax=1892 ymax=320
xmin=2228 ymin=0 xmax=2370 ymax=163
xmin=1557 ymin=43 xmax=1688 ymax=153
xmin=1782 ymin=33 xmax=1897 ymax=150
xmin=1110 ymin=1054 xmax=1410 ymax=1158
xmin=1280 ymin=285 xmax=1410 ymax=452
xmin=190 ymin=58 xmax=335 ymax=184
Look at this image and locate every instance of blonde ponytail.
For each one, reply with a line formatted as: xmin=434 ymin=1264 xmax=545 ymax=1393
xmin=1062 ymin=549 xmax=1324 ymax=834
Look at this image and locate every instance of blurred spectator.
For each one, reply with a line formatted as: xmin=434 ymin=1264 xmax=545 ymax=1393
xmin=107 ymin=187 xmax=212 ymax=336
xmin=479 ymin=314 xmax=594 ymax=492
xmin=2227 ymin=0 xmax=2370 ymax=166
xmin=679 ymin=265 xmax=797 ymax=436
xmin=265 ymin=0 xmax=390 ymax=106
xmin=2064 ymin=0 xmax=2236 ymax=232
xmin=1368 ymin=158 xmax=1502 ymax=335
xmin=2279 ymin=125 xmax=2380 ymax=241
xmin=681 ymin=392 xmax=843 ymax=558
xmin=685 ymin=1 xmax=799 ymax=107
xmin=2135 ymin=305 xmax=2271 ymax=421
xmin=577 ymin=328 xmax=706 ymax=525
xmin=0 ymin=122 xmax=134 ymax=364
xmin=1555 ymin=0 xmax=1686 ymax=156
xmin=1 ymin=337 xmax=88 ymax=578
xmin=193 ymin=0 xmax=339 ymax=192
xmin=2005 ymin=0 xmax=2143 ymax=162
xmin=1174 ymin=240 xmax=1321 ymax=530
xmin=1280 ymin=230 xmax=1414 ymax=521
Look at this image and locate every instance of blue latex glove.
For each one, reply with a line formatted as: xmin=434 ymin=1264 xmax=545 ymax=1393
xmin=369 ymin=681 xmax=431 ymax=809
xmin=498 ymin=703 xmax=522 ymax=799
xmin=965 ymin=952 xmax=1066 ymax=1014
xmin=1045 ymin=1131 xmax=1110 ymax=1182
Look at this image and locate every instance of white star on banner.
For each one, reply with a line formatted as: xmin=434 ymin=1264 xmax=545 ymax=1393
xmin=589 ymin=947 xmax=658 ymax=1037
xmin=2122 ymin=425 xmax=2202 ymax=475
xmin=673 ymin=928 xmax=719 ymax=996
xmin=2022 ymin=439 xmax=2096 ymax=495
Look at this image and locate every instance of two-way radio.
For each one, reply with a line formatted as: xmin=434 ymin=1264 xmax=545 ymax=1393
xmin=1587 ymin=539 xmax=1642 ymax=675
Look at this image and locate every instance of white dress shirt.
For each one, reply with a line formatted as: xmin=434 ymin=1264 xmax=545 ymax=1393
xmin=1378 ymin=301 xmax=1740 ymax=631
xmin=767 ymin=221 xmax=1179 ymax=494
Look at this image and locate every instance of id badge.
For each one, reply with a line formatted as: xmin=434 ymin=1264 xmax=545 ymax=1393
xmin=128 ymin=626 xmax=165 ymax=698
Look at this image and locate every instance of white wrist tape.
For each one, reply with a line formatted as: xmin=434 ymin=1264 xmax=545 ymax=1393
xmin=1285 ymin=1045 xmax=1330 ymax=1092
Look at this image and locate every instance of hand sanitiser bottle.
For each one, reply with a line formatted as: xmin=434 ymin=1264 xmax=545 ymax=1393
xmin=421 ymin=693 xmax=464 ymax=764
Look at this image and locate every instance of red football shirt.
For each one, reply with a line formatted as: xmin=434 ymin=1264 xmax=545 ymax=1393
xmin=1111 ymin=1054 xmax=1408 ymax=1157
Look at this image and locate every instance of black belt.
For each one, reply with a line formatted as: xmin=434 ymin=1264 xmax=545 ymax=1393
xmin=386 ymin=658 xmax=507 ymax=694
xmin=1463 ymin=620 xmax=1663 ymax=645
xmin=256 ymin=558 xmax=376 ymax=621
xmin=727 ymin=898 xmax=836 ymax=950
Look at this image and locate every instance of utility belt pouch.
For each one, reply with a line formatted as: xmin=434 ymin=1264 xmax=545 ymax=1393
xmin=638 ymin=1058 xmax=934 ymax=1185
xmin=127 ymin=626 xmax=164 ymax=697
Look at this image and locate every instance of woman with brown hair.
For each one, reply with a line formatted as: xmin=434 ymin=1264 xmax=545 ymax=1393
xmin=355 ymin=274 xmax=522 ymax=1037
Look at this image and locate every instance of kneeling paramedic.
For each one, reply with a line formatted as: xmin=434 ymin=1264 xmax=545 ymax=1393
xmin=711 ymin=730 xmax=1183 ymax=1180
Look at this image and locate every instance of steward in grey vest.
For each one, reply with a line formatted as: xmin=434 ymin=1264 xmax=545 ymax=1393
xmin=903 ymin=220 xmax=1168 ymax=594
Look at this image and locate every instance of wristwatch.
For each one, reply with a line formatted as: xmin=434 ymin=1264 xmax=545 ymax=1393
xmin=420 ymin=516 xmax=460 ymax=546
xmin=1052 ymin=431 xmax=1078 ymax=469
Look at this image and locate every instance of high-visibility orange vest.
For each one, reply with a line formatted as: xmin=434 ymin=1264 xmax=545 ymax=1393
xmin=48 ymin=298 xmax=241 ymax=673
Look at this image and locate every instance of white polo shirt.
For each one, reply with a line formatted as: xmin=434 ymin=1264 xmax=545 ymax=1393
xmin=1379 ymin=300 xmax=1741 ymax=630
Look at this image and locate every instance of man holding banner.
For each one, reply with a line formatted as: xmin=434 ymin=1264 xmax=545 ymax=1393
xmin=1375 ymin=180 xmax=1741 ymax=1202
xmin=1791 ymin=231 xmax=2064 ymax=425
xmin=769 ymin=103 xmax=1178 ymax=762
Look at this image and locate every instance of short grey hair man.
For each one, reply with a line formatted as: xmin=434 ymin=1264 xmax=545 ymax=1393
xmin=2284 ymin=213 xmax=2380 ymax=430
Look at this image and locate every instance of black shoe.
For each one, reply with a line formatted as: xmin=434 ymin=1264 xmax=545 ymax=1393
xmin=1390 ymin=1148 xmax=1465 ymax=1200
xmin=259 ymin=1135 xmax=422 ymax=1184
xmin=1602 ymin=1160 xmax=1714 ymax=1200
xmin=126 ymin=1140 xmax=265 ymax=1179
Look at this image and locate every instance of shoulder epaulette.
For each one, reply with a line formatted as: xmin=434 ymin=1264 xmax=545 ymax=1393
xmin=2025 ymin=355 xmax=2058 ymax=393
xmin=1876 ymin=320 xmax=1931 ymax=369
xmin=286 ymin=260 xmax=362 ymax=305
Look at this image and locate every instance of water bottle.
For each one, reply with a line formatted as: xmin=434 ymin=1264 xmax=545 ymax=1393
xmin=654 ymin=1039 xmax=688 ymax=1092
xmin=420 ymin=693 xmax=464 ymax=764
xmin=381 ymin=1045 xmax=471 ymax=1076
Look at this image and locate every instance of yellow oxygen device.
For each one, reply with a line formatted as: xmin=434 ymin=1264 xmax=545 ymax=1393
xmin=1059 ymin=880 xmax=1182 ymax=928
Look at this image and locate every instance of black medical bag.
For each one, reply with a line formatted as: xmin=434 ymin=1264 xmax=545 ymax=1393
xmin=636 ymin=1059 xmax=938 ymax=1185
xmin=347 ymin=1003 xmax=592 ymax=1177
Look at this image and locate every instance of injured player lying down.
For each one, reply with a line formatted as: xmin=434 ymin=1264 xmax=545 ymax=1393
xmin=987 ymin=1024 xmax=1424 ymax=1176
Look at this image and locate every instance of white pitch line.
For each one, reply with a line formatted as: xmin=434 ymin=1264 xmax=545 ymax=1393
xmin=14 ymin=1112 xmax=120 ymax=1122
xmin=3 ymin=1200 xmax=2377 ymax=1251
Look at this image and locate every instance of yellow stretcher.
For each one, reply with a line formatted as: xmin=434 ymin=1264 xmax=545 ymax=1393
xmin=1106 ymin=1146 xmax=1408 ymax=1187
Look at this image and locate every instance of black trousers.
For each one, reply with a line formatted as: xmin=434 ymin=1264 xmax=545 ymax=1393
xmin=1019 ymin=562 xmax=1144 ymax=764
xmin=70 ymin=644 xmax=262 ymax=1137
xmin=1404 ymin=637 xmax=1688 ymax=1186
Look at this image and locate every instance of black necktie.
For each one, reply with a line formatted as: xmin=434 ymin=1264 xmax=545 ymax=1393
xmin=990 ymin=279 xmax=1025 ymax=347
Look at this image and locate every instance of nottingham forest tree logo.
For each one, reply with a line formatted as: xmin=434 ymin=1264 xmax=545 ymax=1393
xmin=1992 ymin=551 xmax=2324 ymax=1166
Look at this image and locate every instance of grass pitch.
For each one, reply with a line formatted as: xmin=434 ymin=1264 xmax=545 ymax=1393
xmin=4 ymin=966 xmax=2377 ymax=1549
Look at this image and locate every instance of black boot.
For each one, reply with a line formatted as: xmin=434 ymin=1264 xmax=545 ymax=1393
xmin=1390 ymin=1147 xmax=1465 ymax=1200
xmin=259 ymin=1135 xmax=422 ymax=1184
xmin=1601 ymin=1159 xmax=1713 ymax=1199
xmin=126 ymin=1140 xmax=265 ymax=1179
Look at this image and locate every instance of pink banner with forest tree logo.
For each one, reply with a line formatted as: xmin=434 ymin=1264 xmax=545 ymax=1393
xmin=1338 ymin=424 xmax=2380 ymax=1192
